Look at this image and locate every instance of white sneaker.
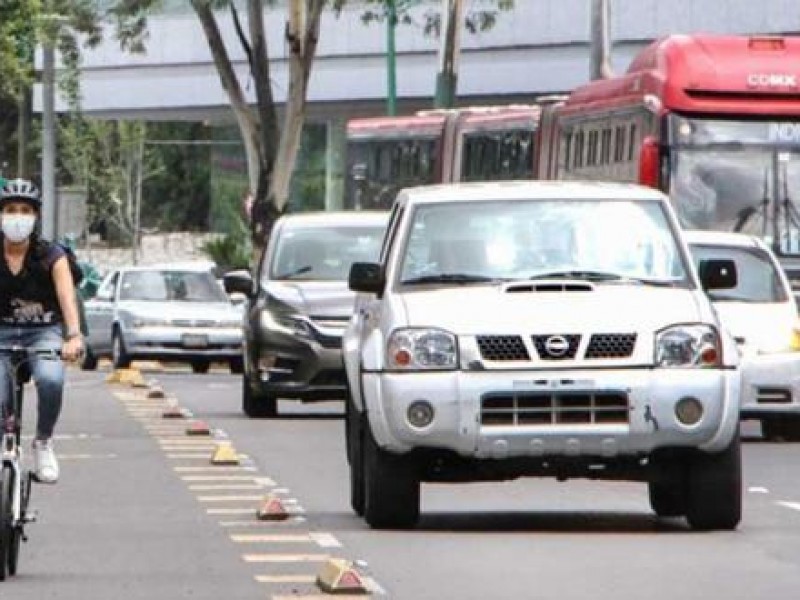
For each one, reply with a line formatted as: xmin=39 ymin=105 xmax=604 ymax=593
xmin=32 ymin=439 xmax=59 ymax=484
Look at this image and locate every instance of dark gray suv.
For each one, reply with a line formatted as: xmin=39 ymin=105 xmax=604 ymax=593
xmin=224 ymin=211 xmax=388 ymax=417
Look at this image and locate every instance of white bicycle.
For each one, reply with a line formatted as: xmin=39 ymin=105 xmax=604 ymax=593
xmin=0 ymin=345 xmax=60 ymax=581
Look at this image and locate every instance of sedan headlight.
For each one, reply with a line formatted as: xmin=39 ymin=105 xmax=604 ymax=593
xmin=387 ymin=328 xmax=458 ymax=371
xmin=655 ymin=324 xmax=721 ymax=368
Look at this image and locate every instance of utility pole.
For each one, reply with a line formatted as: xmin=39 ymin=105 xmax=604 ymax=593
xmin=386 ymin=0 xmax=398 ymax=116
xmin=590 ymin=0 xmax=614 ymax=80
xmin=434 ymin=0 xmax=464 ymax=108
xmin=41 ymin=41 xmax=57 ymax=240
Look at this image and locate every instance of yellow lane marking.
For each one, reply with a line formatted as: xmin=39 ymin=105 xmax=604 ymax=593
xmin=243 ymin=553 xmax=330 ymax=563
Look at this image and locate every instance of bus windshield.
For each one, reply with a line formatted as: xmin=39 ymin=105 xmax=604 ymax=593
xmin=667 ymin=115 xmax=800 ymax=256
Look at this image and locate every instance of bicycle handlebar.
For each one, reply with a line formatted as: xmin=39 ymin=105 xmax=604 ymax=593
xmin=0 ymin=346 xmax=62 ymax=358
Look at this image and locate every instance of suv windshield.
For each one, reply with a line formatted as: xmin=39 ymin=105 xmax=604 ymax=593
xmin=689 ymin=243 xmax=788 ymax=303
xmin=119 ymin=270 xmax=228 ymax=302
xmin=399 ymin=199 xmax=689 ymax=285
xmin=269 ymin=224 xmax=385 ymax=282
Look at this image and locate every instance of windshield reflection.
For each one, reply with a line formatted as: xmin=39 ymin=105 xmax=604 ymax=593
xmin=668 ymin=116 xmax=800 ymax=255
xmin=399 ymin=199 xmax=689 ymax=286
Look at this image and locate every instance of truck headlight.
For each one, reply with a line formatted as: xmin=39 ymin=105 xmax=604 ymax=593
xmin=387 ymin=328 xmax=458 ymax=371
xmin=655 ymin=325 xmax=721 ymax=368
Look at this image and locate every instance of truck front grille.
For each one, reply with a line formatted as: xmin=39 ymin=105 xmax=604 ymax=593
xmin=476 ymin=335 xmax=530 ymax=361
xmin=481 ymin=391 xmax=629 ymax=426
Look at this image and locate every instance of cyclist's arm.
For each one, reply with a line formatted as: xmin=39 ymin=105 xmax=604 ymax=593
xmin=52 ymin=256 xmax=84 ymax=360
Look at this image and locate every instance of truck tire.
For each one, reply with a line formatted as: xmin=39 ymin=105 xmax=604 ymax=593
xmin=685 ymin=432 xmax=742 ymax=531
xmin=363 ymin=428 xmax=419 ymax=529
xmin=344 ymin=390 xmax=365 ymax=516
xmin=648 ymin=454 xmax=688 ymax=517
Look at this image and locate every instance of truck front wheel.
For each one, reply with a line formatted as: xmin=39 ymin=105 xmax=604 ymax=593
xmin=363 ymin=428 xmax=419 ymax=529
xmin=685 ymin=432 xmax=742 ymax=531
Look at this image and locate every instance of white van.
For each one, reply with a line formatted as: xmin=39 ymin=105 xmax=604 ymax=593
xmin=344 ymin=181 xmax=742 ymax=531
xmin=686 ymin=230 xmax=800 ymax=441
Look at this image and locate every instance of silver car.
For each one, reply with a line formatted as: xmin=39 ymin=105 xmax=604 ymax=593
xmin=224 ymin=211 xmax=389 ymax=418
xmin=83 ymin=263 xmax=244 ymax=373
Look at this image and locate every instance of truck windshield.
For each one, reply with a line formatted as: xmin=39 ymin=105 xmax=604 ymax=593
xmin=399 ymin=198 xmax=689 ymax=286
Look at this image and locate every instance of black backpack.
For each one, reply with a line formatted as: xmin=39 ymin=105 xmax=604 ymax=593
xmin=34 ymin=240 xmax=84 ymax=286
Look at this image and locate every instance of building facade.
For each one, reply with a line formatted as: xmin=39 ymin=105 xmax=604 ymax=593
xmin=43 ymin=0 xmax=800 ymax=219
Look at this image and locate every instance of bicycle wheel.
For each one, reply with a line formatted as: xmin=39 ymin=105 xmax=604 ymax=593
xmin=0 ymin=464 xmax=13 ymax=581
xmin=6 ymin=471 xmax=26 ymax=576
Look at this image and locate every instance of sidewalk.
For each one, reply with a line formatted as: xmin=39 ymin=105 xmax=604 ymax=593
xmin=12 ymin=367 xmax=264 ymax=600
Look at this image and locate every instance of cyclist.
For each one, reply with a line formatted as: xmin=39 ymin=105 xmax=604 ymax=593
xmin=0 ymin=178 xmax=84 ymax=484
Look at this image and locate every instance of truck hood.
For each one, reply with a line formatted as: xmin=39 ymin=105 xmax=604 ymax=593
xmin=399 ymin=283 xmax=703 ymax=334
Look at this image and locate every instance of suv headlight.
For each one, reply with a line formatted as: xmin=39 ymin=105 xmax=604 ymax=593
xmin=387 ymin=328 xmax=458 ymax=371
xmin=655 ymin=325 xmax=721 ymax=368
xmin=266 ymin=312 xmax=314 ymax=340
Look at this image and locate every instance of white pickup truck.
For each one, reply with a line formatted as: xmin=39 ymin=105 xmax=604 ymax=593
xmin=343 ymin=181 xmax=742 ymax=531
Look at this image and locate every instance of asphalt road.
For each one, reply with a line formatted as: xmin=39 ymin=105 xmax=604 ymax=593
xmin=9 ymin=366 xmax=800 ymax=599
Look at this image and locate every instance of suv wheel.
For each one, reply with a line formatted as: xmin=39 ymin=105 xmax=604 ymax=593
xmin=685 ymin=431 xmax=742 ymax=531
xmin=363 ymin=428 xmax=419 ymax=529
xmin=241 ymin=375 xmax=277 ymax=418
xmin=229 ymin=357 xmax=244 ymax=374
xmin=346 ymin=393 xmax=365 ymax=516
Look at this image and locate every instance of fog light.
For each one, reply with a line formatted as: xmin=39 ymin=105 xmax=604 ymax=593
xmin=407 ymin=400 xmax=434 ymax=428
xmin=675 ymin=396 xmax=703 ymax=425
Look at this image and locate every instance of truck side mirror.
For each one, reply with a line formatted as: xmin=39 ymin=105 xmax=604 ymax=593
xmin=698 ymin=259 xmax=737 ymax=290
xmin=348 ymin=262 xmax=384 ymax=295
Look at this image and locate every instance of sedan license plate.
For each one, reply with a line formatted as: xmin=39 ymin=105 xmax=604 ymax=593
xmin=182 ymin=334 xmax=209 ymax=348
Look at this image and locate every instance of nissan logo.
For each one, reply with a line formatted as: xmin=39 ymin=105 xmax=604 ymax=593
xmin=544 ymin=335 xmax=570 ymax=357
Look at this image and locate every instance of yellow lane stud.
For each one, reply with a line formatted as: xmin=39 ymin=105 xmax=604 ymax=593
xmin=185 ymin=421 xmax=211 ymax=436
xmin=316 ymin=558 xmax=370 ymax=595
xmin=106 ymin=368 xmax=139 ymax=384
xmin=210 ymin=442 xmax=240 ymax=465
xmin=256 ymin=493 xmax=289 ymax=521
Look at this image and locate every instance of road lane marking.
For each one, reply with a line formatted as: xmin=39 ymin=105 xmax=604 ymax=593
xmin=197 ymin=495 xmax=264 ymax=502
xmin=166 ymin=453 xmax=216 ymax=459
xmin=189 ymin=484 xmax=266 ymax=491
xmin=207 ymin=508 xmax=258 ymax=515
xmin=174 ymin=466 xmax=257 ymax=473
xmin=748 ymin=486 xmax=770 ymax=494
xmin=255 ymin=574 xmax=316 ymax=584
xmin=309 ymin=533 xmax=341 ymax=548
xmin=181 ymin=475 xmax=272 ymax=482
xmin=778 ymin=501 xmax=800 ymax=511
xmin=231 ymin=534 xmax=315 ymax=543
xmin=243 ymin=553 xmax=330 ymax=563
xmin=218 ymin=518 xmax=307 ymax=527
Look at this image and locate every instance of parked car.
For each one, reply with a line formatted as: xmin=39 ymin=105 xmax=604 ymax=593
xmin=82 ymin=263 xmax=244 ymax=373
xmin=343 ymin=181 xmax=742 ymax=531
xmin=224 ymin=211 xmax=389 ymax=418
xmin=686 ymin=230 xmax=800 ymax=441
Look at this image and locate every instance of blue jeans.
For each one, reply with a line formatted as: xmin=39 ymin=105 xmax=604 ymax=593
xmin=0 ymin=326 xmax=64 ymax=440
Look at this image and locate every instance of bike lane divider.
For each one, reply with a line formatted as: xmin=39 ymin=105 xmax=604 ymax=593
xmin=107 ymin=374 xmax=383 ymax=597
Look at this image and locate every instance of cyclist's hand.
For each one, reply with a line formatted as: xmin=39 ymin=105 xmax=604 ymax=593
xmin=62 ymin=336 xmax=84 ymax=362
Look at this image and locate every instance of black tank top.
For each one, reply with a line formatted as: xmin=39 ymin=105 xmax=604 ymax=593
xmin=0 ymin=238 xmax=65 ymax=327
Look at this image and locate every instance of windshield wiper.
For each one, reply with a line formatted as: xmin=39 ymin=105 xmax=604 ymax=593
xmin=277 ymin=265 xmax=313 ymax=279
xmin=527 ymin=270 xmax=679 ymax=287
xmin=528 ymin=270 xmax=628 ymax=282
xmin=402 ymin=273 xmax=499 ymax=285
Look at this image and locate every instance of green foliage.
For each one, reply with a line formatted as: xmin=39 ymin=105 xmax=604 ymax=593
xmin=200 ymin=210 xmax=252 ymax=272
xmin=354 ymin=0 xmax=515 ymax=35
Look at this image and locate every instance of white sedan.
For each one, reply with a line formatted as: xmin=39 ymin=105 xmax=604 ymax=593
xmin=686 ymin=230 xmax=800 ymax=441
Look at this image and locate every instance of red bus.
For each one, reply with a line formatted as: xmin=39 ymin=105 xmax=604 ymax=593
xmin=344 ymin=105 xmax=541 ymax=209
xmin=542 ymin=34 xmax=800 ymax=257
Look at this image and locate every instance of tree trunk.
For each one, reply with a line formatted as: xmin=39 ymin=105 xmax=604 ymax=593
xmin=268 ymin=0 xmax=323 ymax=214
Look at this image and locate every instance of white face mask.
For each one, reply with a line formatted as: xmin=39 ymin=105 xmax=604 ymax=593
xmin=1 ymin=214 xmax=37 ymax=243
